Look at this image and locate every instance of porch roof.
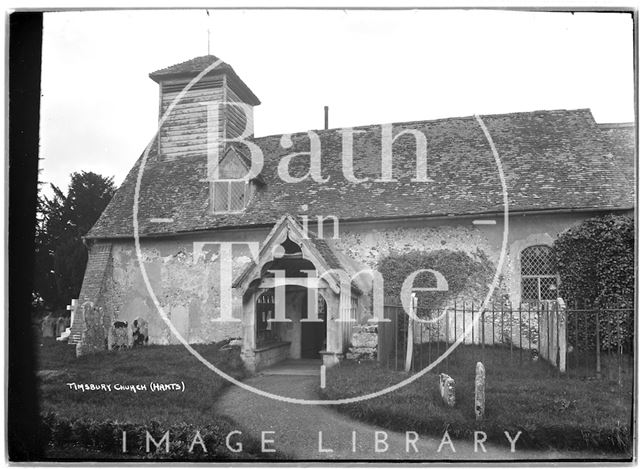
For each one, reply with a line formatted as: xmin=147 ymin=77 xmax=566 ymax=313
xmin=232 ymin=215 xmax=362 ymax=295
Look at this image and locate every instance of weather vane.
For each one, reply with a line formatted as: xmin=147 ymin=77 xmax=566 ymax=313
xmin=206 ymin=10 xmax=210 ymax=55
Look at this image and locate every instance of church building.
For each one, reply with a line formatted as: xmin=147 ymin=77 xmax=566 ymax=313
xmin=69 ymin=54 xmax=634 ymax=371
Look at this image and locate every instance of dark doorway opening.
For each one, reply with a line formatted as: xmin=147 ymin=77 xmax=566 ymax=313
xmin=301 ymin=294 xmax=327 ymax=359
xmin=301 ymin=322 xmax=325 ymax=359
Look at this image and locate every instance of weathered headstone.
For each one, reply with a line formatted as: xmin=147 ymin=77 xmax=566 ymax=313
xmin=132 ymin=317 xmax=149 ymax=346
xmin=127 ymin=322 xmax=134 ymax=346
xmin=56 ymin=317 xmax=72 ymax=342
xmin=55 ymin=317 xmax=66 ymax=337
xmin=475 ymin=361 xmax=485 ymax=421
xmin=41 ymin=315 xmax=56 ymax=337
xmin=108 ymin=321 xmax=131 ymax=350
xmin=439 ymin=373 xmax=456 ymax=407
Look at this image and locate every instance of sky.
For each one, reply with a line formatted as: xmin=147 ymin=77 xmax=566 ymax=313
xmin=39 ymin=9 xmax=635 ymax=194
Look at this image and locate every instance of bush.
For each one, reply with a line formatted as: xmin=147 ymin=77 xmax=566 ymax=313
xmin=553 ymin=215 xmax=634 ymax=350
xmin=553 ymin=215 xmax=633 ymax=306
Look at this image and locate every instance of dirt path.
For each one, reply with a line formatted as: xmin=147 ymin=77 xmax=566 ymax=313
xmin=215 ymin=373 xmax=611 ymax=461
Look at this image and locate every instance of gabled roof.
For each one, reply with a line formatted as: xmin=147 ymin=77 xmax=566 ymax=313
xmin=87 ymin=108 xmax=634 ymax=239
xmin=232 ymin=215 xmax=361 ymax=295
xmin=149 ymin=54 xmax=261 ymax=106
xmin=221 ymin=144 xmax=266 ymax=184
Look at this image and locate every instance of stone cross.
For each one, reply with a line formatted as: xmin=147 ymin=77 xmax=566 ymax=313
xmin=475 ymin=361 xmax=485 ymax=421
xmin=66 ymin=299 xmax=78 ymax=326
xmin=439 ymin=373 xmax=456 ymax=407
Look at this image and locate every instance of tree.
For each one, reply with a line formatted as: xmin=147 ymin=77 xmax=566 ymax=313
xmin=34 ymin=171 xmax=116 ymax=312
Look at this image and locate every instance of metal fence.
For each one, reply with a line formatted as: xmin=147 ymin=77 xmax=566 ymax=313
xmin=377 ymin=298 xmax=634 ymax=381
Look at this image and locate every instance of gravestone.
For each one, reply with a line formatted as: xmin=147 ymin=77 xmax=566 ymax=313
xmin=55 ymin=317 xmax=66 ymax=337
xmin=439 ymin=373 xmax=456 ymax=407
xmin=57 ymin=317 xmax=72 ymax=342
xmin=127 ymin=321 xmax=134 ymax=346
xmin=41 ymin=315 xmax=56 ymax=337
xmin=108 ymin=321 xmax=131 ymax=350
xmin=76 ymin=302 xmax=108 ymax=356
xmin=475 ymin=361 xmax=485 ymax=421
xmin=132 ymin=317 xmax=149 ymax=346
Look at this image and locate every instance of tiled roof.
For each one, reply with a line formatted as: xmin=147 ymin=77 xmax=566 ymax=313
xmin=149 ymin=55 xmax=261 ymax=105
xmin=598 ymin=123 xmax=635 ymax=187
xmin=149 ymin=54 xmax=233 ymax=79
xmin=87 ymin=109 xmax=634 ymax=239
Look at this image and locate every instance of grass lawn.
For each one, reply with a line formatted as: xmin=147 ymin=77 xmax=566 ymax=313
xmin=322 ymin=344 xmax=633 ymax=455
xmin=36 ymin=335 xmax=280 ymax=460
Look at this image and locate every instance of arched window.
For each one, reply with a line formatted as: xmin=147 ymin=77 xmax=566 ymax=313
xmin=520 ymin=245 xmax=557 ymax=302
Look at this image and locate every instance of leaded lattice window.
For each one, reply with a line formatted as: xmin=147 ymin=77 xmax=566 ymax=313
xmin=212 ymin=180 xmax=250 ymax=213
xmin=520 ymin=245 xmax=557 ymax=302
xmin=211 ymin=147 xmax=254 ymax=213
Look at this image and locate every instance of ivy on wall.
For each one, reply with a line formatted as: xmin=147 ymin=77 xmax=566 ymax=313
xmin=378 ymin=248 xmax=496 ymax=311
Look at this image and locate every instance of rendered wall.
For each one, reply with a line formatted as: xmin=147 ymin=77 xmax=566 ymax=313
xmin=93 ymin=210 xmax=615 ymax=346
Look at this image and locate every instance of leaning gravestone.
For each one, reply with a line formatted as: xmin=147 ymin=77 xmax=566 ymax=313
xmin=475 ymin=361 xmax=485 ymax=421
xmin=41 ymin=315 xmax=56 ymax=337
xmin=439 ymin=373 xmax=456 ymax=407
xmin=108 ymin=321 xmax=131 ymax=350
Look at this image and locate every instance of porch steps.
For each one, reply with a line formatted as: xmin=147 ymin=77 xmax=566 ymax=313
xmin=259 ymin=359 xmax=322 ymax=376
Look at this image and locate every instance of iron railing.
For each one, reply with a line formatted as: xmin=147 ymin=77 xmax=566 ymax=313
xmin=377 ymin=298 xmax=633 ymax=381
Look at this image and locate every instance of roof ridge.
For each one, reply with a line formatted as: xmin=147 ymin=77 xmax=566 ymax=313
xmin=149 ymin=54 xmax=230 ymax=78
xmin=87 ymin=106 xmax=633 ymax=239
xmin=253 ymin=108 xmax=595 ymax=141
xmin=598 ymin=122 xmax=635 ymax=128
